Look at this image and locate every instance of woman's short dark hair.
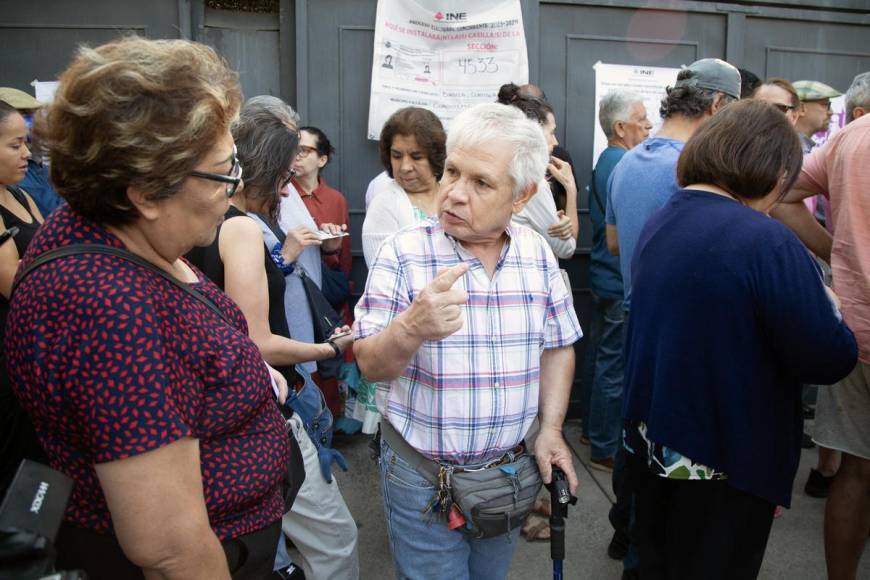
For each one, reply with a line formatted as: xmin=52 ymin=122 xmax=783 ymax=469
xmin=234 ymin=102 xmax=300 ymax=219
xmin=660 ymin=69 xmax=736 ymax=120
xmin=677 ymin=99 xmax=802 ymax=200
xmin=496 ymin=83 xmax=554 ymax=125
xmin=37 ymin=36 xmax=241 ymax=226
xmin=378 ymin=107 xmax=446 ymax=179
xmin=300 ymin=126 xmax=335 ymax=173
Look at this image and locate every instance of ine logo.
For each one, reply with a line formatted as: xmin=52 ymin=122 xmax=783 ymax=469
xmin=434 ymin=11 xmax=467 ymax=22
xmin=30 ymin=481 xmax=49 ymax=514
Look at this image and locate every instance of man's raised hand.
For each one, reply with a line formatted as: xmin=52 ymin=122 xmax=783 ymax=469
xmin=405 ymin=262 xmax=469 ymax=341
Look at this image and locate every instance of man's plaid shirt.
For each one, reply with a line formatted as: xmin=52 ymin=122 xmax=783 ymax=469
xmin=355 ymin=218 xmax=582 ymax=464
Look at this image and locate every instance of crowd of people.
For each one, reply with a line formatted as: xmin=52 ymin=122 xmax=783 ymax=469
xmin=0 ymin=34 xmax=867 ymax=580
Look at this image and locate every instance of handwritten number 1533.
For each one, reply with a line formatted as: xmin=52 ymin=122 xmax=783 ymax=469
xmin=457 ymin=57 xmax=499 ymax=74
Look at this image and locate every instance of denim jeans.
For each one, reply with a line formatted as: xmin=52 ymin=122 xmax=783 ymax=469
xmin=379 ymin=438 xmax=520 ymax=580
xmin=587 ymin=292 xmax=625 ymax=460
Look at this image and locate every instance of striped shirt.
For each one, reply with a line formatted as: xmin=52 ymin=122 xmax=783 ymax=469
xmin=354 ymin=218 xmax=582 ymax=464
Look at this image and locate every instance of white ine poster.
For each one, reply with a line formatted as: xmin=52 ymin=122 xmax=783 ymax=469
xmin=592 ymin=62 xmax=680 ymax=168
xmin=367 ymin=0 xmax=528 ymax=139
xmin=31 ymin=80 xmax=59 ymax=104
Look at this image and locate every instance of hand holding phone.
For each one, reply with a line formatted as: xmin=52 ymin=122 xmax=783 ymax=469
xmin=316 ymin=230 xmax=349 ymax=241
xmin=326 ymin=325 xmax=353 ymax=356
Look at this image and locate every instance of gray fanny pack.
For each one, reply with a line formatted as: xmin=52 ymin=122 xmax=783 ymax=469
xmin=381 ymin=420 xmax=542 ymax=538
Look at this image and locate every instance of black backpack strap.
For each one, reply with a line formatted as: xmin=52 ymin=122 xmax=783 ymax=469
xmin=256 ymin=214 xmax=286 ymax=245
xmin=589 ymin=169 xmax=606 ymax=215
xmin=13 ymin=243 xmax=230 ymax=324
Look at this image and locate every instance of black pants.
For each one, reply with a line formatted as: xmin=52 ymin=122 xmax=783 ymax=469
xmin=628 ymin=452 xmax=775 ymax=580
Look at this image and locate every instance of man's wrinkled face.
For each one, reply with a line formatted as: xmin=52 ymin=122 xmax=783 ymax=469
xmin=802 ymin=99 xmax=833 ymax=134
xmin=619 ymin=102 xmax=653 ymax=148
xmin=438 ymin=141 xmax=529 ymax=245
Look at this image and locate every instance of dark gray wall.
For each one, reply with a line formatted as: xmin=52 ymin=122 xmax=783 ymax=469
xmin=200 ymin=7 xmax=282 ymax=98
xmin=0 ymin=0 xmax=292 ymax=104
xmin=0 ymin=0 xmax=181 ymax=91
xmin=2 ymin=0 xmax=868 ymax=416
xmin=293 ymin=0 xmax=869 ymax=416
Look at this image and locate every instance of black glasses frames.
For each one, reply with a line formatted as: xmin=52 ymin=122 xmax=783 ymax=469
xmin=189 ymin=146 xmax=243 ymax=197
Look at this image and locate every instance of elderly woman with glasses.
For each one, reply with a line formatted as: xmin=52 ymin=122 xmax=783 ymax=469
xmin=186 ymin=96 xmax=358 ymax=580
xmin=5 ymin=37 xmax=299 ymax=579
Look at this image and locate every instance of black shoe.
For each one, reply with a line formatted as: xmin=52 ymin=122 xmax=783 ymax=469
xmin=273 ymin=563 xmax=305 ymax=580
xmin=621 ymin=568 xmax=640 ymax=580
xmin=804 ymin=468 xmax=834 ymax=498
xmin=801 ymin=432 xmax=816 ymax=449
xmin=608 ymin=527 xmax=630 ymax=560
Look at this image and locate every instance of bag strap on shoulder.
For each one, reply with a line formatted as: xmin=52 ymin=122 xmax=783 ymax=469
xmin=13 ymin=243 xmax=230 ymax=324
xmin=258 ymin=214 xmax=287 ymax=245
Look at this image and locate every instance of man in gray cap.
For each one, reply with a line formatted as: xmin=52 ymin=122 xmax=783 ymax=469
xmin=606 ymin=58 xmax=739 ymax=312
xmin=604 ymin=57 xmax=739 ymax=580
xmin=793 ymin=80 xmax=841 ymax=154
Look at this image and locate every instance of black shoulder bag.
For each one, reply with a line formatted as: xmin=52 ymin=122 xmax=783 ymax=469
xmin=257 ymin=219 xmax=344 ymax=380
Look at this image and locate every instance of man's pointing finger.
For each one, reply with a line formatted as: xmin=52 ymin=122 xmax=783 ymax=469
xmin=430 ymin=262 xmax=469 ymax=293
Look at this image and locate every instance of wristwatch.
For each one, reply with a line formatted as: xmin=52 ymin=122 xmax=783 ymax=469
xmin=327 ymin=339 xmax=341 ymax=357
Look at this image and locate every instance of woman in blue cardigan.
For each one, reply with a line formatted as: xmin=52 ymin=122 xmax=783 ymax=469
xmin=623 ymin=99 xmax=857 ymax=580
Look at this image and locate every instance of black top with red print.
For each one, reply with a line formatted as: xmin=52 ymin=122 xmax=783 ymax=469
xmin=5 ymin=205 xmax=289 ymax=539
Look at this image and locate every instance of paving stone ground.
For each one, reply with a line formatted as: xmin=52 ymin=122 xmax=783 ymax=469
xmin=323 ymin=419 xmax=869 ymax=579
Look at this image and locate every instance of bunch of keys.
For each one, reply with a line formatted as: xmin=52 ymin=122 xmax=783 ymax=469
xmin=424 ymin=467 xmax=454 ymax=518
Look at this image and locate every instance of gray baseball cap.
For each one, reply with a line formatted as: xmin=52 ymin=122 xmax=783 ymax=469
xmin=675 ymin=58 xmax=741 ymax=100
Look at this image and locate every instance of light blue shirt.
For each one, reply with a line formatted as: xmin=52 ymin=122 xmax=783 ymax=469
xmin=250 ymin=186 xmax=323 ymax=373
xmin=605 ymin=137 xmax=684 ymax=310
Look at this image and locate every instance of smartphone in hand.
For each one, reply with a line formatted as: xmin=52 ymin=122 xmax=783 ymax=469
xmin=316 ymin=230 xmax=349 ymax=241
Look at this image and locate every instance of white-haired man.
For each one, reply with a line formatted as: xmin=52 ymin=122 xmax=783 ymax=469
xmin=583 ymin=92 xmax=651 ymax=574
xmin=354 ymin=102 xmax=582 ymax=579
xmin=844 ymin=71 xmax=870 ymax=123
xmin=584 ymin=91 xmax=651 ymax=468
